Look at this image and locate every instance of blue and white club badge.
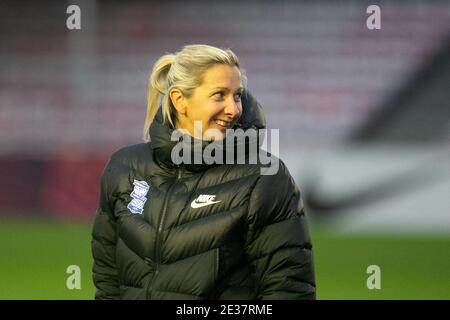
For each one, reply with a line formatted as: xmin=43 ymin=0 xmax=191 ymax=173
xmin=127 ymin=180 xmax=150 ymax=214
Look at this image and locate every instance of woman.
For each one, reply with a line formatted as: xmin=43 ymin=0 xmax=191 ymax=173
xmin=91 ymin=44 xmax=316 ymax=300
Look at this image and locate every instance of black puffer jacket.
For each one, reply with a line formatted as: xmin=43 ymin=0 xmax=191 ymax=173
xmin=91 ymin=92 xmax=316 ymax=300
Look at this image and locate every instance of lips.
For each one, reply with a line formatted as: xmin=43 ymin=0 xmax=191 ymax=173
xmin=214 ymin=119 xmax=232 ymax=128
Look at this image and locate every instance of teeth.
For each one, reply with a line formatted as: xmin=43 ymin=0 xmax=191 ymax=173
xmin=215 ymin=119 xmax=230 ymax=128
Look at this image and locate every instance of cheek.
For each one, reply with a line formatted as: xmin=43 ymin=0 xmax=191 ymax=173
xmin=204 ymin=102 xmax=223 ymax=121
xmin=186 ymin=100 xmax=204 ymax=121
xmin=187 ymin=97 xmax=223 ymax=126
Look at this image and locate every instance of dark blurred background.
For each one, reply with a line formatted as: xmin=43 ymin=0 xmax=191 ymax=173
xmin=0 ymin=0 xmax=449 ymax=299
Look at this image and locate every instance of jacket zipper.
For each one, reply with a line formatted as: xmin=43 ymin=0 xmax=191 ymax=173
xmin=147 ymin=166 xmax=182 ymax=299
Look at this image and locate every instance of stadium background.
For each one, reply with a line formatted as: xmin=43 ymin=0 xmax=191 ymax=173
xmin=0 ymin=0 xmax=449 ymax=299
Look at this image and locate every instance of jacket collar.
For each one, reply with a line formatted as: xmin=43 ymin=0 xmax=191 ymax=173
xmin=149 ymin=90 xmax=266 ymax=172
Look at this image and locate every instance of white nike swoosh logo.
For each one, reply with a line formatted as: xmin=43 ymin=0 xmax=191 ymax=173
xmin=190 ymin=200 xmax=221 ymax=209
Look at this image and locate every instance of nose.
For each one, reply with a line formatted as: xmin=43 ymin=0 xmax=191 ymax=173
xmin=224 ymin=98 xmax=242 ymax=120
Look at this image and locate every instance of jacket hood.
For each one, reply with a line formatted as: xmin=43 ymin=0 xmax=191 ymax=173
xmin=149 ymin=90 xmax=266 ymax=172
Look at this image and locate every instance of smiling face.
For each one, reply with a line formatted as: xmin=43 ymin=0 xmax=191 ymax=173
xmin=170 ymin=64 xmax=244 ymax=141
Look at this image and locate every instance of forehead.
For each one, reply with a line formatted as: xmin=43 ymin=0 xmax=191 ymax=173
xmin=201 ymin=64 xmax=242 ymax=89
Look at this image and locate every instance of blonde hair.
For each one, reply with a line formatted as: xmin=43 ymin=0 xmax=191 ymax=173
xmin=143 ymin=44 xmax=246 ymax=141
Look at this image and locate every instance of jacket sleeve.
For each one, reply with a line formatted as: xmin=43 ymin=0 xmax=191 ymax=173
xmin=244 ymin=161 xmax=316 ymax=300
xmin=91 ymin=158 xmax=120 ymax=300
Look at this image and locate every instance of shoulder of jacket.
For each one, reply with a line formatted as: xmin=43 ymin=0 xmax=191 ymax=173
xmin=252 ymin=153 xmax=291 ymax=184
xmin=101 ymin=143 xmax=154 ymax=182
xmin=249 ymin=156 xmax=296 ymax=198
xmin=247 ymin=157 xmax=300 ymax=227
xmin=100 ymin=143 xmax=154 ymax=194
xmin=109 ymin=142 xmax=152 ymax=168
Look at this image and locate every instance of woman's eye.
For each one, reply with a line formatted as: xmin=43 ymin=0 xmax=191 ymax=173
xmin=213 ymin=92 xmax=225 ymax=99
xmin=212 ymin=91 xmax=242 ymax=102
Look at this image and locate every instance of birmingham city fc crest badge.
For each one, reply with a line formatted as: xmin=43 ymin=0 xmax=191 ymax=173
xmin=127 ymin=180 xmax=150 ymax=214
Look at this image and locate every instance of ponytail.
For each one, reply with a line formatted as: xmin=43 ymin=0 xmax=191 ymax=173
xmin=142 ymin=54 xmax=175 ymax=141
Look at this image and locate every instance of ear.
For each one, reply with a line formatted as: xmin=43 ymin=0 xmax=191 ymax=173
xmin=169 ymin=88 xmax=187 ymax=116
